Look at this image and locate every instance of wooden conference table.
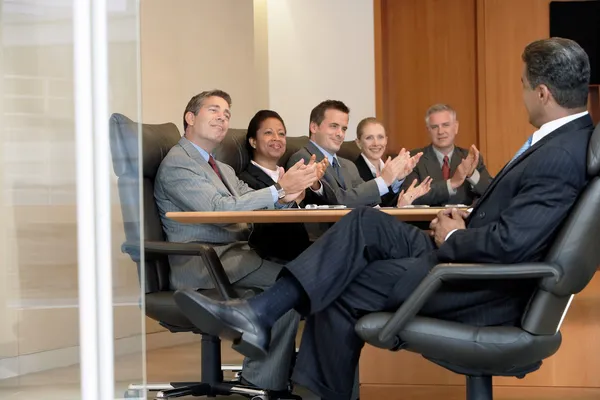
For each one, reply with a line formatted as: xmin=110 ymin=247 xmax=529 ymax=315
xmin=165 ymin=206 xmax=453 ymax=224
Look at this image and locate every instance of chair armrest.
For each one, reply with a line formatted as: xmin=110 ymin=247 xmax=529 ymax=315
xmin=377 ymin=262 xmax=561 ymax=343
xmin=122 ymin=240 xmax=237 ymax=300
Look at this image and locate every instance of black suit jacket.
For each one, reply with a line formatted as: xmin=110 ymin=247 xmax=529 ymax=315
xmin=354 ymin=154 xmax=399 ymax=207
xmin=389 ymin=115 xmax=594 ymax=325
xmin=238 ymin=163 xmax=311 ymax=262
xmin=402 ymin=144 xmax=493 ymax=206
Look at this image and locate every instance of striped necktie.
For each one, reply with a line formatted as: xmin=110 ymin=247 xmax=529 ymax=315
xmin=332 ymin=157 xmax=346 ymax=189
xmin=508 ymin=136 xmax=533 ymax=165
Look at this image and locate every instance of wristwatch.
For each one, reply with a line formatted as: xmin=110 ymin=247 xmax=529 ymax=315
xmin=274 ymin=183 xmax=286 ymax=199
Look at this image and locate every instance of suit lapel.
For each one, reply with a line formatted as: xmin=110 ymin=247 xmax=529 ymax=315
xmin=306 ymin=141 xmax=346 ymax=188
xmin=473 ymin=114 xmax=594 ymax=210
xmin=421 ymin=145 xmax=444 ymax=182
xmin=449 ymin=147 xmax=463 ymax=174
xmin=355 ymin=155 xmax=375 ymax=181
xmin=247 ymin=163 xmax=276 ymax=187
xmin=179 ymin=137 xmax=233 ymax=194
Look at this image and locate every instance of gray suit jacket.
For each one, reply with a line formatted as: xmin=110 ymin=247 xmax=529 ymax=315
xmin=402 ymin=144 xmax=492 ymax=206
xmin=286 ymin=141 xmax=381 ymax=207
xmin=154 ymin=137 xmax=276 ymax=289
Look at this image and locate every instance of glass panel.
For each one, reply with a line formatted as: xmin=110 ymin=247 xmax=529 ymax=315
xmin=0 ymin=1 xmax=144 ymax=399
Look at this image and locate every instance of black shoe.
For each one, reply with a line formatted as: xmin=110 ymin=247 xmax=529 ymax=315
xmin=174 ymin=289 xmax=269 ymax=359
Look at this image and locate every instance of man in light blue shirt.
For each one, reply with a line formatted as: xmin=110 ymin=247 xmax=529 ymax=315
xmin=287 ymin=100 xmax=421 ymax=208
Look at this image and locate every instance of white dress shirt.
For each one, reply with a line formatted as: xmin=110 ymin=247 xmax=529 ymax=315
xmin=360 ymin=153 xmax=385 ymax=178
xmin=251 ymin=160 xmax=281 ymax=183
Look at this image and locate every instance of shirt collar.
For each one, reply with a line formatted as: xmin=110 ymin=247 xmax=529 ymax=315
xmin=188 ymin=139 xmax=211 ymax=162
xmin=531 ymin=111 xmax=589 ymax=146
xmin=251 ymin=160 xmax=280 ymax=183
xmin=360 ymin=153 xmax=385 ymax=178
xmin=310 ymin=140 xmax=338 ymax=165
xmin=432 ymin=146 xmax=454 ymax=167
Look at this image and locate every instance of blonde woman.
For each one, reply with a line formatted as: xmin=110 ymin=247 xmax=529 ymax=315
xmin=354 ymin=117 xmax=431 ymax=207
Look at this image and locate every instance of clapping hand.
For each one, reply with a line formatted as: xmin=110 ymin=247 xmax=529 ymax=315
xmin=397 ymin=177 xmax=432 ymax=207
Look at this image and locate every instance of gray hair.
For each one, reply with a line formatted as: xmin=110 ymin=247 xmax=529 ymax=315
xmin=425 ymin=103 xmax=457 ymax=126
xmin=183 ymin=89 xmax=232 ymax=131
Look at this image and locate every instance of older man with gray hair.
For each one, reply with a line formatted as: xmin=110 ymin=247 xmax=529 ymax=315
xmin=401 ymin=103 xmax=493 ymax=206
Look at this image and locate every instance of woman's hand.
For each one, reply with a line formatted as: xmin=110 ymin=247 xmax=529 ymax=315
xmin=397 ymin=177 xmax=432 ymax=207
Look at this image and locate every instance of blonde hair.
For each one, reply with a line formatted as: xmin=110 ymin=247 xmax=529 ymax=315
xmin=356 ymin=117 xmax=385 ymax=139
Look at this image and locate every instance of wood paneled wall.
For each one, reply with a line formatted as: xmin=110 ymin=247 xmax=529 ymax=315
xmin=376 ymin=0 xmax=479 ymax=154
xmin=375 ymin=0 xmax=599 ymax=175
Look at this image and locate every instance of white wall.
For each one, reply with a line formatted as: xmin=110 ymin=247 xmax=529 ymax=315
xmin=264 ymin=0 xmax=376 ymax=140
xmin=140 ymin=0 xmax=376 ymax=138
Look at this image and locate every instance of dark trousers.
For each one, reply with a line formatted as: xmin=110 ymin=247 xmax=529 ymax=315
xmin=285 ymin=207 xmax=528 ymax=400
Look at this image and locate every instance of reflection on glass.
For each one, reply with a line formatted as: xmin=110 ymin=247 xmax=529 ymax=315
xmin=0 ymin=1 xmax=143 ymax=398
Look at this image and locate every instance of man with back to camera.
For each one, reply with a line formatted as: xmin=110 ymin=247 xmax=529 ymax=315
xmin=403 ymin=103 xmax=493 ymax=206
xmin=154 ymin=89 xmax=325 ymax=396
xmin=176 ymin=38 xmax=594 ymax=400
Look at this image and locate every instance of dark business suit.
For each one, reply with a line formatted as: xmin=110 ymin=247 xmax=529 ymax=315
xmin=287 ymin=141 xmax=381 ymax=207
xmin=285 ymin=115 xmax=593 ymax=399
xmin=354 ymin=154 xmax=399 ymax=207
xmin=238 ymin=163 xmax=311 ymax=262
xmin=402 ymin=144 xmax=492 ymax=206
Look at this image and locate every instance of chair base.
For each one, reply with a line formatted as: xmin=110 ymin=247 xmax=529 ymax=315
xmin=127 ymin=381 xmax=268 ymax=399
xmin=466 ymin=376 xmax=492 ymax=400
xmin=126 ymin=381 xmax=302 ymax=400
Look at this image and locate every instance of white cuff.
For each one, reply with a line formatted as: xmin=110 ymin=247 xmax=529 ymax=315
xmin=310 ymin=181 xmax=324 ymax=195
xmin=467 ymin=169 xmax=480 ymax=186
xmin=446 ymin=180 xmax=457 ymax=196
xmin=445 ymin=228 xmax=458 ymax=241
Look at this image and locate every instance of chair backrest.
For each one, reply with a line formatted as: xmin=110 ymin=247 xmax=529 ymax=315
xmin=521 ymin=123 xmax=600 ymax=334
xmin=109 ymin=113 xmax=181 ymax=293
xmin=213 ymin=128 xmax=367 ymax=175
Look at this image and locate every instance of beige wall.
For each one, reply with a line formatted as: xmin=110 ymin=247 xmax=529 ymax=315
xmin=0 ymin=2 xmax=151 ymax=378
xmin=140 ymin=0 xmax=258 ymax=130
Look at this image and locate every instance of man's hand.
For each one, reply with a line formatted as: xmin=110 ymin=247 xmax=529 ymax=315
xmin=449 ymin=159 xmax=469 ymax=189
xmin=430 ymin=208 xmax=468 ymax=247
xmin=465 ymin=145 xmax=480 ymax=178
xmin=449 ymin=144 xmax=481 ymax=188
xmin=310 ymin=158 xmax=329 ymax=190
xmin=279 ymin=155 xmax=318 ymax=195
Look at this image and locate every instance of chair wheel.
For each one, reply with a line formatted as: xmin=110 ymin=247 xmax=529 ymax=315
xmin=123 ymin=389 xmax=144 ymax=399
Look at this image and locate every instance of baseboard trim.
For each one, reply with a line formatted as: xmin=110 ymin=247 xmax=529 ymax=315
xmin=0 ymin=330 xmax=199 ymax=380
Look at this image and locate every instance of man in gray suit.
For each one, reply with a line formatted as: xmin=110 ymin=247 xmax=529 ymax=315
xmin=154 ymin=89 xmax=321 ymax=394
xmin=402 ymin=104 xmax=492 ymax=206
xmin=287 ymin=100 xmax=422 ymax=208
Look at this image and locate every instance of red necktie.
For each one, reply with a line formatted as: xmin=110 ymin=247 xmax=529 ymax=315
xmin=208 ymin=155 xmax=223 ymax=181
xmin=442 ymin=155 xmax=450 ymax=180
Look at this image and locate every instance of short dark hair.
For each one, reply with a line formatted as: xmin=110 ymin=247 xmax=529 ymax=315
xmin=356 ymin=117 xmax=384 ymax=139
xmin=309 ymin=100 xmax=350 ymax=135
xmin=245 ymin=110 xmax=286 ymax=157
xmin=522 ymin=38 xmax=590 ymax=109
xmin=183 ymin=89 xmax=232 ymax=131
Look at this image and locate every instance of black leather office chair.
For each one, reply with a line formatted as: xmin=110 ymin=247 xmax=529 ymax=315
xmin=355 ymin=123 xmax=600 ymax=400
xmin=109 ymin=113 xmax=272 ymax=400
